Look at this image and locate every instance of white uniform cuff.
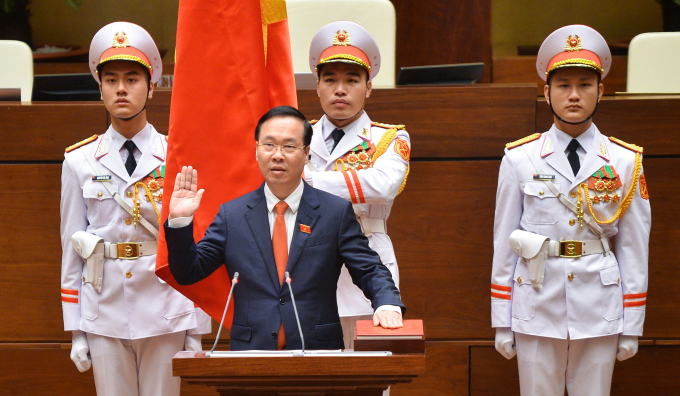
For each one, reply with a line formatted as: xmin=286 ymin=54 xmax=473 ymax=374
xmin=168 ymin=216 xmax=193 ymax=228
xmin=375 ymin=305 xmax=401 ymax=314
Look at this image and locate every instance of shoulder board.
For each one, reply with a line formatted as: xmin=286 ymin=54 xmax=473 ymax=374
xmin=309 ymin=119 xmax=319 ymax=125
xmin=371 ymin=122 xmax=405 ymax=130
xmin=65 ymin=134 xmax=98 ymax=153
xmin=609 ymin=136 xmax=643 ymax=154
xmin=506 ymin=133 xmax=541 ymax=149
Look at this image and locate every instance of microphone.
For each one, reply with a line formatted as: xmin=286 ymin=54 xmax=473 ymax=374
xmin=284 ymin=271 xmax=305 ymax=353
xmin=207 ymin=272 xmax=239 ymax=356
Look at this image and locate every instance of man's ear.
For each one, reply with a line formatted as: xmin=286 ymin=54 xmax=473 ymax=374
xmin=99 ymin=83 xmax=103 ymax=101
xmin=597 ymin=82 xmax=604 ymax=103
xmin=543 ymin=84 xmax=550 ymax=105
xmin=366 ymin=80 xmax=372 ymax=99
xmin=148 ymin=81 xmax=154 ymax=99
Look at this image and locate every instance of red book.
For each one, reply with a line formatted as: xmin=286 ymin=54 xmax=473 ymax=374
xmin=355 ymin=319 xmax=424 ymax=340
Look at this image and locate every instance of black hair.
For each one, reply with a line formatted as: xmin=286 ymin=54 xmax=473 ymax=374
xmin=255 ymin=106 xmax=313 ymax=147
xmin=317 ymin=63 xmax=369 ymax=82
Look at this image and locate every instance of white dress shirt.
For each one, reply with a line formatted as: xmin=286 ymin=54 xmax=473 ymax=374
xmin=321 ymin=111 xmax=365 ymax=154
xmin=112 ymin=123 xmax=149 ymax=164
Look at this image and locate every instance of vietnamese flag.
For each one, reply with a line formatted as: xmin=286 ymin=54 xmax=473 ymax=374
xmin=155 ymin=0 xmax=297 ymax=327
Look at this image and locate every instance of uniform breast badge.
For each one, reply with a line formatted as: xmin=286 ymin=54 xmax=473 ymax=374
xmin=587 ymin=166 xmax=622 ymax=204
xmin=334 ymin=142 xmax=376 ymax=171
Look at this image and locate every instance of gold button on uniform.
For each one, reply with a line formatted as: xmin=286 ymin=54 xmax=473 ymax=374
xmin=126 ymin=272 xmax=132 ymax=278
xmin=125 ymin=218 xmax=132 ymax=225
xmin=82 ymin=276 xmax=86 ymax=282
xmin=97 ymin=191 xmax=103 ymax=198
xmin=539 ymin=190 xmax=545 ymax=196
xmin=568 ymin=273 xmax=574 ymax=281
xmin=569 ymin=219 xmax=576 ymax=226
xmin=126 ymin=191 xmax=133 ymax=198
xmin=570 ymin=191 xmax=577 ymax=198
xmin=617 ymin=277 xmax=620 ymax=284
xmin=517 ymin=277 xmax=523 ymax=284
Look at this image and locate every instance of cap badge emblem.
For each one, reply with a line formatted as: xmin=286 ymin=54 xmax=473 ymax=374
xmin=333 ymin=30 xmax=351 ymax=46
xmin=564 ymin=35 xmax=583 ymax=52
xmin=112 ymin=31 xmax=131 ymax=48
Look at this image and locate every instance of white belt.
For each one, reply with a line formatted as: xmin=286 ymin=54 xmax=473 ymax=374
xmin=101 ymin=241 xmax=158 ymax=260
xmin=548 ymin=240 xmax=604 ymax=258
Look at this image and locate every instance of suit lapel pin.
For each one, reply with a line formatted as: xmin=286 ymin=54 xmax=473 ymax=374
xmin=299 ymin=224 xmax=311 ymax=234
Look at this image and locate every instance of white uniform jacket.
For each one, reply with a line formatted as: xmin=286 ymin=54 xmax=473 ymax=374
xmin=491 ymin=124 xmax=650 ymax=340
xmin=305 ymin=112 xmax=410 ymax=316
xmin=61 ymin=124 xmax=211 ymax=339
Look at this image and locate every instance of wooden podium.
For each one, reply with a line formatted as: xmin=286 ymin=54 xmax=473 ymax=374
xmin=173 ymin=350 xmax=426 ymax=396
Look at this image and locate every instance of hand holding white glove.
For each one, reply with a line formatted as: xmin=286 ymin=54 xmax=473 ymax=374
xmin=495 ymin=327 xmax=516 ymax=360
xmin=70 ymin=330 xmax=91 ymax=372
xmin=617 ymin=335 xmax=638 ymax=361
xmin=184 ymin=334 xmax=203 ymax=352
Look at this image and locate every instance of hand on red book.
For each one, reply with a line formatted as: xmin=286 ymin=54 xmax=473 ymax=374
xmin=373 ymin=310 xmax=403 ymax=329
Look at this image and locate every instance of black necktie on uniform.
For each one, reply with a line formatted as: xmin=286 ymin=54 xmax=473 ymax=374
xmin=567 ymin=139 xmax=581 ymax=176
xmin=123 ymin=140 xmax=137 ymax=176
xmin=330 ymin=128 xmax=345 ymax=153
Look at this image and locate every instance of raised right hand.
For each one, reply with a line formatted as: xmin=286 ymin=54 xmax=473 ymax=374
xmin=169 ymin=166 xmax=205 ymax=219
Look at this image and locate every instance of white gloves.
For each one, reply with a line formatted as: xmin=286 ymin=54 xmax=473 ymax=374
xmin=617 ymin=335 xmax=638 ymax=361
xmin=70 ymin=330 xmax=91 ymax=372
xmin=184 ymin=334 xmax=203 ymax=352
xmin=495 ymin=327 xmax=516 ymax=360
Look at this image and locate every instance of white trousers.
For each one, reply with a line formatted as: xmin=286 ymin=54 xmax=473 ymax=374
xmin=515 ymin=332 xmax=618 ymax=396
xmin=87 ymin=331 xmax=186 ymax=396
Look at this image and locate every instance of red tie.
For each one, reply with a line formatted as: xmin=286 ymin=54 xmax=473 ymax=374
xmin=273 ymin=201 xmax=289 ymax=349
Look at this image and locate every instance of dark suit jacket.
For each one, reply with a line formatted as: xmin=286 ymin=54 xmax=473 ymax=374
xmin=165 ymin=182 xmax=404 ymax=350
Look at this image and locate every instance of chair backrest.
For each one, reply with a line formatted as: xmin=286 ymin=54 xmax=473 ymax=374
xmin=0 ymin=40 xmax=34 ymax=101
xmin=286 ymin=0 xmax=396 ymax=87
xmin=627 ymin=32 xmax=680 ymax=93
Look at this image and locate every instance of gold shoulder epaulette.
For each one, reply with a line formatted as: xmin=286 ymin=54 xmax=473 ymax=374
xmin=371 ymin=122 xmax=406 ymax=130
xmin=309 ymin=119 xmax=319 ymax=125
xmin=164 ymin=135 xmax=169 ymax=141
xmin=65 ymin=135 xmax=98 ymax=153
xmin=506 ymin=133 xmax=541 ymax=149
xmin=609 ymin=136 xmax=643 ymax=154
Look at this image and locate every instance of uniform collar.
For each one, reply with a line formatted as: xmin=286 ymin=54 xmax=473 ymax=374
xmin=552 ymin=123 xmax=595 ymax=156
xmin=322 ymin=111 xmax=371 ymax=142
xmin=264 ymin=179 xmax=304 ymax=215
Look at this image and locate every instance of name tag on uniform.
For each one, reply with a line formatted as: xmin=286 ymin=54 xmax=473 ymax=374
xmin=92 ymin=175 xmax=112 ymax=182
xmin=533 ymin=174 xmax=555 ymax=181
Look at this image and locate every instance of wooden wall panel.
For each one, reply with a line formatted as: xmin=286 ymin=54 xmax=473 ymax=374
xmin=391 ymin=342 xmax=469 ymax=396
xmin=0 ymin=103 xmax=106 ymax=161
xmin=390 ymin=1 xmax=492 ymax=83
xmin=471 ymin=345 xmax=680 ymax=395
xmin=0 ymin=165 xmax=66 ymax=341
xmin=388 ymin=161 xmax=497 ymax=339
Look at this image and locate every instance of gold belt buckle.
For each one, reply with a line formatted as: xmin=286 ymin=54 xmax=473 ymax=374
xmin=559 ymin=240 xmax=583 ymax=258
xmin=117 ymin=243 xmax=140 ymax=260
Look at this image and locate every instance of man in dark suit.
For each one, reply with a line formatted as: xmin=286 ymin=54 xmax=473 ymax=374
xmin=164 ymin=106 xmax=404 ymax=350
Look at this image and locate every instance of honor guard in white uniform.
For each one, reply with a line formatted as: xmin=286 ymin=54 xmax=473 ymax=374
xmin=305 ymin=21 xmax=410 ymax=348
xmin=491 ymin=25 xmax=651 ymax=395
xmin=60 ymin=22 xmax=211 ymax=396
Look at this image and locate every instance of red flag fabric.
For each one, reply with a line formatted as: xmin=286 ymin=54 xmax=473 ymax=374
xmin=156 ymin=0 xmax=297 ymax=328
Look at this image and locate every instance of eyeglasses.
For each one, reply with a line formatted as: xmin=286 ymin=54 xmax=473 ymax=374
xmin=257 ymin=143 xmax=307 ymax=154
